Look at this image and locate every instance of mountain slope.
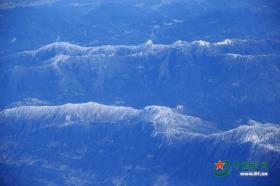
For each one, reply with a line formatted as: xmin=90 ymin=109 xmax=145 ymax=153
xmin=1 ymin=39 xmax=280 ymax=126
xmin=0 ymin=102 xmax=279 ymax=185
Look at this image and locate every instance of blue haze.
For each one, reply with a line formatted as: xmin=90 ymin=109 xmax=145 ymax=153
xmin=0 ymin=0 xmax=280 ymax=185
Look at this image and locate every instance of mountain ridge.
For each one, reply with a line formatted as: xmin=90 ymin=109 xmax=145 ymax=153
xmin=1 ymin=101 xmax=279 ymax=152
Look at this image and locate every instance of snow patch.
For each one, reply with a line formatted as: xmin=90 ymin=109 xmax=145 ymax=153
xmin=214 ymin=39 xmax=233 ymax=46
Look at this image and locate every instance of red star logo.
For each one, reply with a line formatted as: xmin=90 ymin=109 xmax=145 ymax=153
xmin=215 ymin=160 xmax=225 ymax=170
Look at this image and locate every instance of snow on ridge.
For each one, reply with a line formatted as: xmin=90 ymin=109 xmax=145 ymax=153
xmin=209 ymin=120 xmax=280 ymax=152
xmin=0 ymin=102 xmax=139 ymax=124
xmin=223 ymin=53 xmax=277 ymax=64
xmin=48 ymin=54 xmax=71 ymax=65
xmin=23 ymin=42 xmax=91 ymax=56
xmin=192 ymin=40 xmax=211 ymax=47
xmin=0 ymin=102 xmax=218 ymax=137
xmin=39 ymin=42 xmax=88 ymax=51
xmin=20 ymin=42 xmax=130 ymax=58
xmin=3 ymin=38 xmax=276 ymax=65
xmin=141 ymin=105 xmax=202 ymax=127
xmin=17 ymin=38 xmax=269 ymax=58
xmin=214 ymin=39 xmax=234 ymax=46
xmin=225 ymin=53 xmax=272 ymax=59
xmin=139 ymin=105 xmax=218 ymax=138
xmin=0 ymin=102 xmax=220 ymax=140
xmin=1 ymin=102 xmax=279 ymax=146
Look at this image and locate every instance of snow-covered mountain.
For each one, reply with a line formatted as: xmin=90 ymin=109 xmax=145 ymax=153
xmin=0 ymin=102 xmax=218 ymax=139
xmin=1 ymin=38 xmax=280 ymax=186
xmin=1 ymin=0 xmax=280 ymax=185
xmin=0 ymin=102 xmax=279 ymax=185
xmin=1 ymin=102 xmax=279 ymax=149
xmin=1 ymin=39 xmax=280 ymax=126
